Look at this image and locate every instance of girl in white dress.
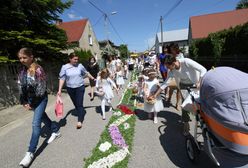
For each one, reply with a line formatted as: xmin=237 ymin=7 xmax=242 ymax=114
xmin=106 ymin=56 xmax=116 ymax=80
xmin=96 ymin=68 xmax=119 ymax=120
xmin=143 ymin=68 xmax=164 ymax=123
xmin=116 ymin=66 xmax=125 ymax=90
xmin=123 ymin=61 xmax=129 ymax=79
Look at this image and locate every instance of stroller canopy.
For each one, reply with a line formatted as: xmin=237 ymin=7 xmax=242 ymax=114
xmin=200 ymin=67 xmax=248 ymax=133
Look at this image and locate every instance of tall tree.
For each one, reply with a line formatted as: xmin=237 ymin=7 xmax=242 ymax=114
xmin=236 ymin=0 xmax=248 ymax=9
xmin=119 ymin=44 xmax=129 ymax=58
xmin=0 ymin=0 xmax=72 ymax=60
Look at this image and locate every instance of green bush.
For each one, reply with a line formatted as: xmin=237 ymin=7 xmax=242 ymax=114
xmin=189 ymin=22 xmax=248 ymax=71
xmin=74 ymin=49 xmax=93 ymax=65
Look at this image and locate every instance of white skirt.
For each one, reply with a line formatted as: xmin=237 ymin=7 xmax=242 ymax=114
xmin=144 ymin=96 xmax=164 ymax=113
xmin=116 ymin=77 xmax=125 ymax=85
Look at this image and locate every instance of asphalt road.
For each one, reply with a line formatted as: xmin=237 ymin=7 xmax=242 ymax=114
xmin=1 ymin=76 xmax=248 ymax=168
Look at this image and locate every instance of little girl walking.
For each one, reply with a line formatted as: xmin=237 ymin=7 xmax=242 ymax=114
xmin=116 ymin=66 xmax=125 ymax=90
xmin=123 ymin=61 xmax=129 ymax=79
xmin=96 ymin=68 xmax=119 ymax=120
xmin=143 ymin=68 xmax=164 ymax=123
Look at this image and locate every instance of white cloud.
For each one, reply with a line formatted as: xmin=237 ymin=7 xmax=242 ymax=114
xmin=68 ymin=13 xmax=83 ymax=19
xmin=68 ymin=13 xmax=76 ymax=19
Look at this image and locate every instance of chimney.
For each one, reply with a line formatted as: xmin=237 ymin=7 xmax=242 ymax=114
xmin=56 ymin=19 xmax=63 ymax=25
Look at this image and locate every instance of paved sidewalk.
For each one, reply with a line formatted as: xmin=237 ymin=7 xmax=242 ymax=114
xmin=0 ymin=79 xmax=128 ymax=168
xmin=128 ymin=100 xmax=214 ymax=168
xmin=128 ymin=91 xmax=248 ymax=168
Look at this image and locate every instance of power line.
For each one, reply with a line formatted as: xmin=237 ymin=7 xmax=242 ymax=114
xmin=88 ymin=0 xmax=105 ymax=15
xmin=92 ymin=14 xmax=104 ymax=27
xmin=88 ymin=0 xmax=125 ymax=44
xmin=152 ymin=0 xmax=184 ymax=51
xmin=155 ymin=20 xmax=161 ymax=35
xmin=162 ymin=0 xmax=184 ymax=19
xmin=107 ymin=17 xmax=125 ymax=44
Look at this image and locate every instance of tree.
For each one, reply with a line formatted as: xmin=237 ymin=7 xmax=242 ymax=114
xmin=119 ymin=44 xmax=129 ymax=58
xmin=0 ymin=0 xmax=72 ymax=60
xmin=236 ymin=0 xmax=248 ymax=9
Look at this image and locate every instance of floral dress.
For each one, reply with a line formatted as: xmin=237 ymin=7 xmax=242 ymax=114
xmin=18 ymin=63 xmax=47 ymax=108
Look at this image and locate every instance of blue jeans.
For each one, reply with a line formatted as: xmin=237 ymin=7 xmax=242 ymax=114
xmin=28 ymin=96 xmax=58 ymax=153
xmin=67 ymin=85 xmax=85 ymax=122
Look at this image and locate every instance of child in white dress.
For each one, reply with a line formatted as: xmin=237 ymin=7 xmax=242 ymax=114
xmin=123 ymin=62 xmax=129 ymax=79
xmin=137 ymin=75 xmax=145 ymax=98
xmin=116 ymin=66 xmax=125 ymax=90
xmin=96 ymin=68 xmax=119 ymax=120
xmin=143 ymin=69 xmax=164 ymax=123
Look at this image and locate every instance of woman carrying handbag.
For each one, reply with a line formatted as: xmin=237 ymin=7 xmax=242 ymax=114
xmin=18 ymin=48 xmax=61 ymax=167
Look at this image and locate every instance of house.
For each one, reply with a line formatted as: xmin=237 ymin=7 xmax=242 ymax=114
xmin=189 ymin=8 xmax=248 ymax=43
xmin=57 ymin=19 xmax=101 ymax=59
xmin=155 ymin=28 xmax=189 ymax=55
xmin=98 ymin=40 xmax=120 ymax=57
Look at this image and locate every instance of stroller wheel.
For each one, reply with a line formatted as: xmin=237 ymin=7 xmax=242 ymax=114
xmin=186 ymin=136 xmax=199 ymax=162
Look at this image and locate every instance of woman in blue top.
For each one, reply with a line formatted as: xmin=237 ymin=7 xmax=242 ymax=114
xmin=57 ymin=53 xmax=95 ymax=129
xmin=158 ymin=45 xmax=169 ymax=81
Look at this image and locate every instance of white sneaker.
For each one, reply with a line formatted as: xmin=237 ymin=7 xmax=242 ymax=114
xmin=154 ymin=117 xmax=158 ymax=124
xmin=19 ymin=152 xmax=34 ymax=167
xmin=47 ymin=132 xmax=61 ymax=144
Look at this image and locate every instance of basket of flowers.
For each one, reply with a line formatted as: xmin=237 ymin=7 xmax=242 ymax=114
xmin=94 ymin=87 xmax=105 ymax=97
xmin=132 ymin=87 xmax=139 ymax=94
xmin=146 ymin=97 xmax=156 ymax=105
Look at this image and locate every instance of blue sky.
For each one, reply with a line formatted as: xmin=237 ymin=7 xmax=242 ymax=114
xmin=59 ymin=0 xmax=240 ymax=52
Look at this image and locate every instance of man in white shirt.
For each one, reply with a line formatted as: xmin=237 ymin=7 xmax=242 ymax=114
xmin=153 ymin=55 xmax=207 ymax=135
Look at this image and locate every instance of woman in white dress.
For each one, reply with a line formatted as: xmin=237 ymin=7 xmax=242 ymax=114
xmin=106 ymin=56 xmax=116 ymax=80
xmin=143 ymin=68 xmax=164 ymax=123
xmin=96 ymin=68 xmax=119 ymax=120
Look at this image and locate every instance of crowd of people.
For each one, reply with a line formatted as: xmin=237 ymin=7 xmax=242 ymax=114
xmin=17 ymin=48 xmax=130 ymax=167
xmin=130 ymin=43 xmax=206 ymax=134
xmin=17 ymin=42 xmax=207 ymax=167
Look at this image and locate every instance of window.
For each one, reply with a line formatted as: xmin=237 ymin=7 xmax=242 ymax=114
xmin=88 ymin=35 xmax=93 ymax=46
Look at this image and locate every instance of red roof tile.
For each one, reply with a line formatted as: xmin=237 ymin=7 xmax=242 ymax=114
xmin=57 ymin=19 xmax=88 ymax=42
xmin=190 ymin=8 xmax=248 ymax=39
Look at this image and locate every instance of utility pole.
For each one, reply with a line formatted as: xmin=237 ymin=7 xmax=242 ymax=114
xmin=104 ymin=13 xmax=108 ymax=41
xmin=160 ymin=16 xmax=163 ymax=53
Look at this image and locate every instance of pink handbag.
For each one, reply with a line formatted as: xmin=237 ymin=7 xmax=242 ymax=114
xmin=55 ymin=96 xmax=63 ymax=118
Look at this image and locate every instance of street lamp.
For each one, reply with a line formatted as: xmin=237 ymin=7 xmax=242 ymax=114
xmin=104 ymin=11 xmax=117 ymax=41
xmin=88 ymin=1 xmax=117 ymax=41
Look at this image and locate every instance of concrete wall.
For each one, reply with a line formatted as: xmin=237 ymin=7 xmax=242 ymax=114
xmin=0 ymin=62 xmax=61 ymax=110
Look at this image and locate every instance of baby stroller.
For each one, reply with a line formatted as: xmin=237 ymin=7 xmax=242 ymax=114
xmin=184 ymin=67 xmax=248 ymax=167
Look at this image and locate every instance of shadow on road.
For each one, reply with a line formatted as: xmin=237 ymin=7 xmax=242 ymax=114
xmin=58 ymin=109 xmax=74 ymax=127
xmin=158 ymin=111 xmax=214 ymax=168
xmin=27 ymin=139 xmax=48 ymax=168
xmin=134 ymin=108 xmax=150 ymax=121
